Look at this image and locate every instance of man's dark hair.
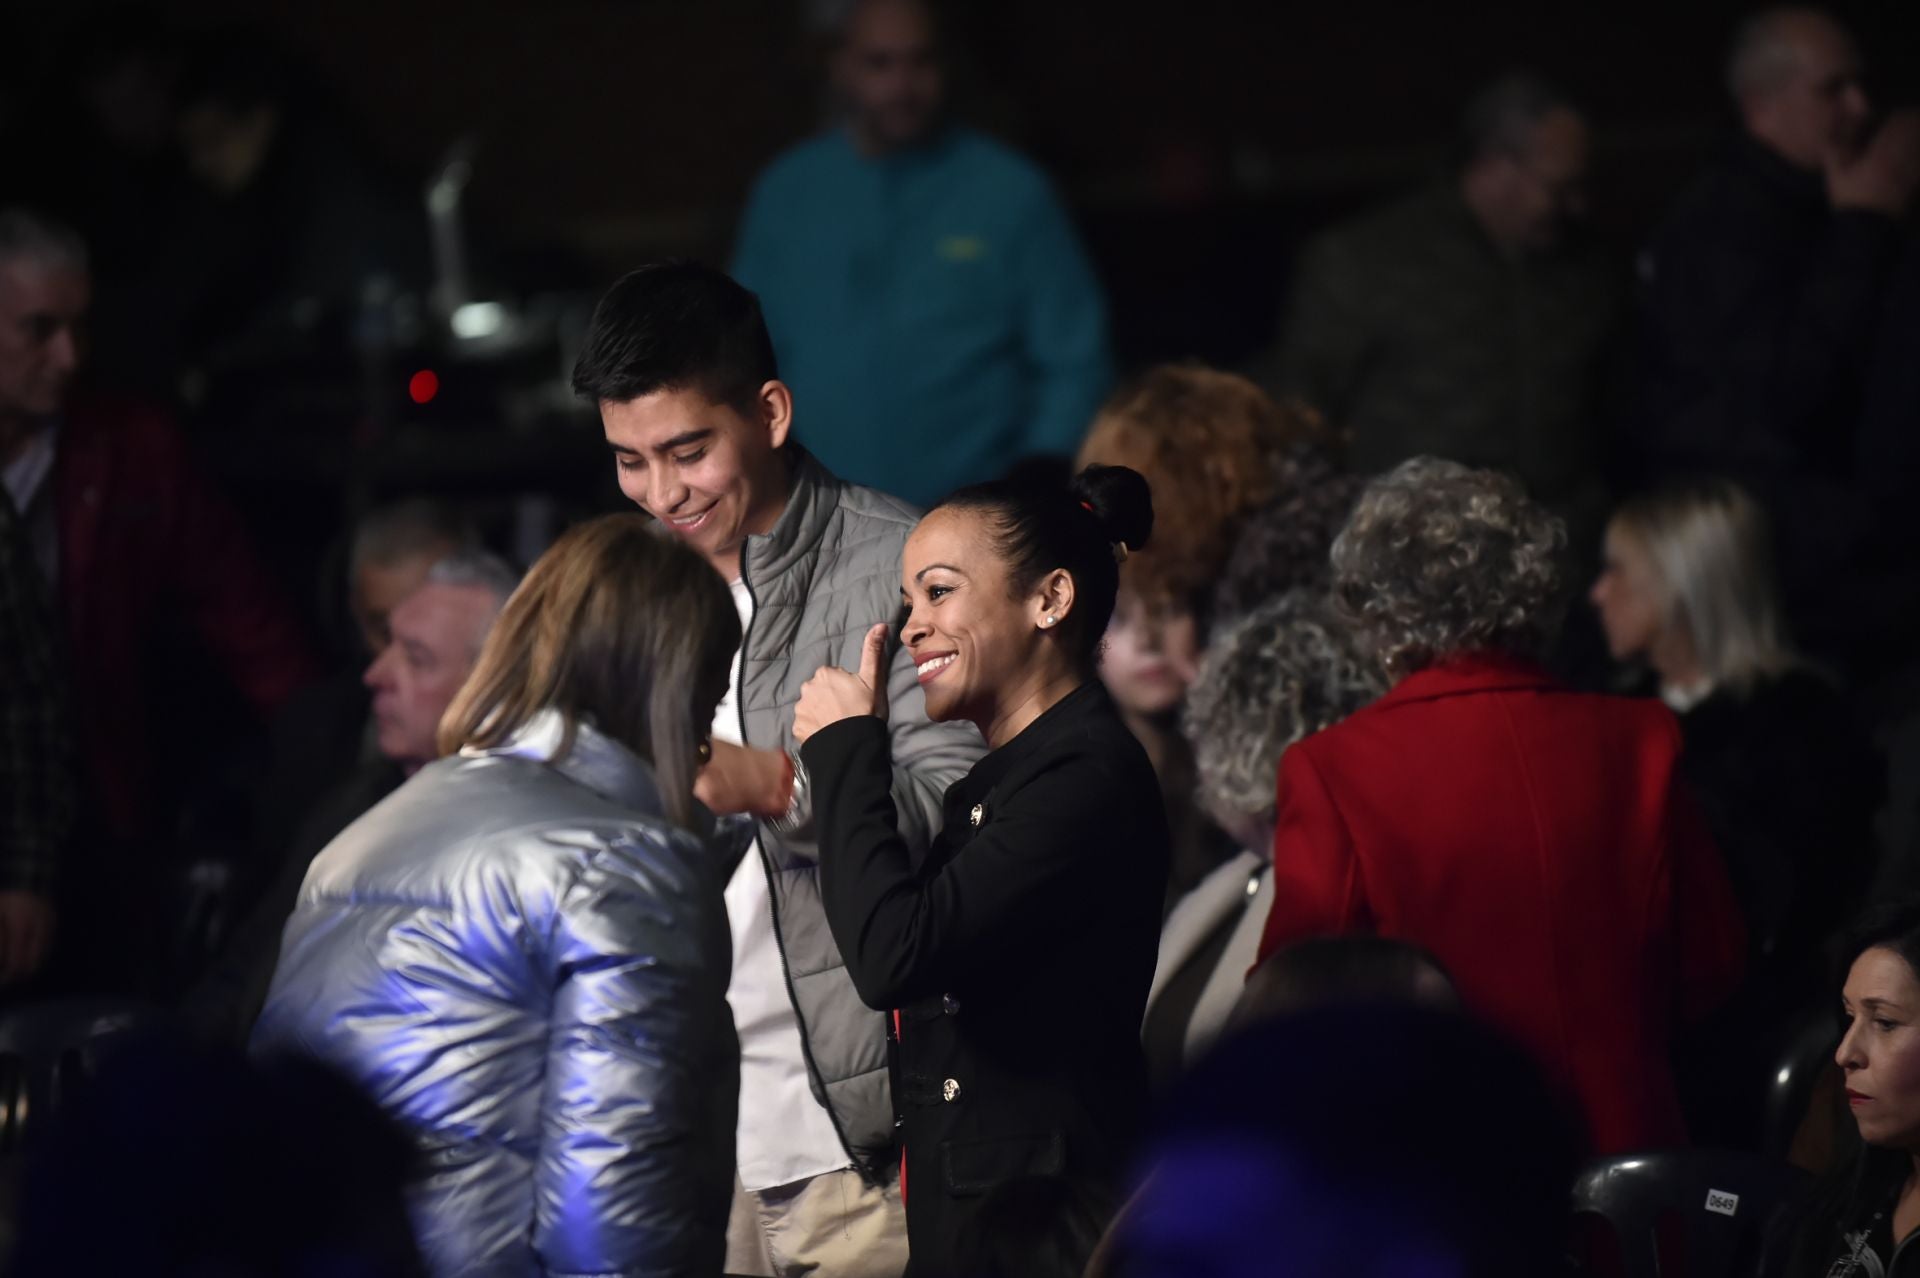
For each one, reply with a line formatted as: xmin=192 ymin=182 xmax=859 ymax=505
xmin=1458 ymin=70 xmax=1580 ymax=166
xmin=571 ymin=261 xmax=779 ymax=412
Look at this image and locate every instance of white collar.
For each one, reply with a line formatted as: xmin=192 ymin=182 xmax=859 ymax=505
xmin=463 ymin=708 xmax=669 ymax=816
xmin=1660 ymin=678 xmax=1716 ymax=714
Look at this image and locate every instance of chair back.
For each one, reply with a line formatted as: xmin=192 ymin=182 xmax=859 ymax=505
xmin=1571 ymin=1149 xmax=1807 ymax=1278
xmin=0 ymin=998 xmax=164 ymax=1155
xmin=1765 ymin=1011 xmax=1840 ymax=1159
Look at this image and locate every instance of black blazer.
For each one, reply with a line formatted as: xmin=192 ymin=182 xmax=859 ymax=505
xmin=803 ymin=681 xmax=1169 ymax=1277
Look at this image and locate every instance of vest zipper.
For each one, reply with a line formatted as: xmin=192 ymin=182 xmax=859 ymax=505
xmin=736 ymin=547 xmax=873 ymax=1182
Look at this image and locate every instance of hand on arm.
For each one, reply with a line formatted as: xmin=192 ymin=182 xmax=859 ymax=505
xmin=693 ymin=740 xmax=794 ymax=819
xmin=1828 ymin=109 xmax=1920 ymax=217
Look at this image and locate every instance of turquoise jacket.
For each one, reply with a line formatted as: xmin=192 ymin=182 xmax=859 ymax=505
xmin=733 ymin=125 xmax=1112 ymax=507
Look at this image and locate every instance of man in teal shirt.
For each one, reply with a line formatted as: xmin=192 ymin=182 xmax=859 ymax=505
xmin=732 ymin=0 xmax=1113 ymax=508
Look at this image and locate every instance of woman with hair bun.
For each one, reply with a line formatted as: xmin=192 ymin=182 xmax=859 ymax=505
xmin=793 ymin=465 xmax=1170 ymax=1276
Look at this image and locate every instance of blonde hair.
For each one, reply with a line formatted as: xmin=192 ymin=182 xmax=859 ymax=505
xmin=1076 ymin=363 xmax=1318 ymax=606
xmin=1610 ymin=480 xmax=1796 ymax=694
xmin=437 ymin=515 xmax=740 ymax=827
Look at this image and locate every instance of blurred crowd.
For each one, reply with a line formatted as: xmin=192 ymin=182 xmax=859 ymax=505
xmin=4 ymin=1 xmax=1920 ymax=1276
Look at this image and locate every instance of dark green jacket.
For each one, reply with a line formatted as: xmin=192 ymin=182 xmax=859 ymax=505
xmin=1277 ymin=186 xmax=1620 ymax=516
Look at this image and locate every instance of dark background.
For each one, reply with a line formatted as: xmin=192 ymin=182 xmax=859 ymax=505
xmin=8 ymin=0 xmax=1915 ymax=371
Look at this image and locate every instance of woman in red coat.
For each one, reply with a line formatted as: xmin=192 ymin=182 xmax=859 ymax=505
xmin=1253 ymin=458 xmax=1746 ymax=1154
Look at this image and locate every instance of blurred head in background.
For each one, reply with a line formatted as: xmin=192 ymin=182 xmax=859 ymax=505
xmin=1590 ymin=479 xmax=1796 ymax=699
xmin=175 ymin=33 xmax=291 ymax=196
xmin=11 ymin=1031 xmax=424 ymax=1277
xmin=348 ymin=498 xmax=479 ymax=656
xmin=1728 ymin=7 xmax=1869 ymax=171
xmin=834 ymin=0 xmax=948 ymax=154
xmin=364 ymin=549 xmax=518 ymax=773
xmin=1077 ymin=365 xmax=1310 ymax=728
xmin=1458 ymin=71 xmax=1591 ymax=255
xmin=1113 ymin=1002 xmax=1574 ymax=1278
xmin=0 ymin=209 xmax=90 ymax=434
xmin=1333 ymin=458 xmax=1568 ymax=682
xmin=1183 ymin=591 xmax=1385 ymax=851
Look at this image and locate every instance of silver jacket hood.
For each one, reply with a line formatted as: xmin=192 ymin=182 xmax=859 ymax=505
xmin=253 ymin=712 xmax=739 ymax=1277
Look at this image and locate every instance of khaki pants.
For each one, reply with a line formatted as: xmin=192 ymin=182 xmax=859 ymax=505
xmin=725 ymin=1168 xmax=908 ymax=1278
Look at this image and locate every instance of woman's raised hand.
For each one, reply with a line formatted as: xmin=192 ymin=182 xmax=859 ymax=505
xmin=793 ymin=623 xmax=891 ymax=743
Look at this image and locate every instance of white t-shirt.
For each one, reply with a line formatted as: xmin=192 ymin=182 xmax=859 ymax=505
xmin=716 ymin=576 xmax=853 ymax=1192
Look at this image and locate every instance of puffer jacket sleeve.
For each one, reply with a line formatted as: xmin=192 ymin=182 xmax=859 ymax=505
xmin=532 ymin=826 xmax=738 ymax=1278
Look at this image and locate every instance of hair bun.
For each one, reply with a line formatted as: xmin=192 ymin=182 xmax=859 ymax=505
xmin=1072 ymin=464 xmax=1153 ymax=554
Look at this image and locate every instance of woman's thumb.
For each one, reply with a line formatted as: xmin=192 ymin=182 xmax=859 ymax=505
xmin=859 ymin=622 xmax=890 ymax=689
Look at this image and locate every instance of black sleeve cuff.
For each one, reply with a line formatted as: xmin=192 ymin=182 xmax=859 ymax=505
xmin=800 ymin=714 xmax=891 ymax=781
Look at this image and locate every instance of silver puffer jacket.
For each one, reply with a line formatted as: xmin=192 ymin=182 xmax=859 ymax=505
xmin=253 ymin=712 xmax=739 ymax=1277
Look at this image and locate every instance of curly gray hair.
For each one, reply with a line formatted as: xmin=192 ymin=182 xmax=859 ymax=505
xmin=1331 ymin=458 xmax=1566 ymax=675
xmin=1182 ymin=589 xmax=1385 ymax=834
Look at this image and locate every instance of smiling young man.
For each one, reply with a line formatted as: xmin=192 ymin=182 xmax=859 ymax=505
xmin=571 ymin=262 xmax=981 ymax=1278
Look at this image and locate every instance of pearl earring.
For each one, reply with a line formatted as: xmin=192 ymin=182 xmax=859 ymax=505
xmin=1041 ymin=616 xmax=1057 ymax=628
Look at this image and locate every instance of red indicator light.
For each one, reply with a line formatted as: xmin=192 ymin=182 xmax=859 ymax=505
xmin=408 ymin=370 xmax=439 ymax=404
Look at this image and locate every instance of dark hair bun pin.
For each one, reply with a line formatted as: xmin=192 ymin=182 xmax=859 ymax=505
xmin=1078 ymin=498 xmax=1128 ymax=563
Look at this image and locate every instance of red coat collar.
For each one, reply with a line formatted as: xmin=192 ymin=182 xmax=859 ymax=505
xmin=1370 ymin=652 xmax=1562 ymax=712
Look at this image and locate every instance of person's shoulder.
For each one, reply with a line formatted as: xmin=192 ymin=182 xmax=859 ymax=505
xmin=1330 ymin=187 xmax=1452 ymax=244
xmin=1649 ymin=140 xmax=1789 ymax=251
xmin=1731 ymin=667 xmax=1873 ymax=753
xmin=1037 ymin=689 xmax=1161 ymax=787
xmin=1656 ymin=164 xmax=1744 ymax=238
xmin=751 ymin=130 xmax=850 ymax=192
xmin=1295 ymin=188 xmax=1446 ymax=283
xmin=948 ymin=127 xmax=1043 ymax=175
xmin=944 ymin=127 xmax=1060 ymax=202
xmin=831 ymin=476 xmax=924 ymax=530
xmin=1748 ymin=665 xmax=1845 ymax=714
xmin=1535 ymin=685 xmax=1691 ymax=763
xmin=819 ymin=476 xmax=924 ymax=569
xmin=442 ymin=756 xmax=697 ymax=867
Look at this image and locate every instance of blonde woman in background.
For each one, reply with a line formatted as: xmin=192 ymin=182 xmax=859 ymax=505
xmin=1593 ymin=479 xmax=1883 ymax=1147
xmin=254 ymin=515 xmax=743 ymax=1277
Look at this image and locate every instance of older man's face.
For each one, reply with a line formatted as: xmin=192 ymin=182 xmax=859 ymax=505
xmin=0 ymin=257 xmax=89 ymax=422
xmin=1745 ymin=14 xmax=1871 ymax=170
xmin=1508 ymin=108 xmax=1590 ymax=251
xmin=363 ymin=582 xmax=500 ymax=772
